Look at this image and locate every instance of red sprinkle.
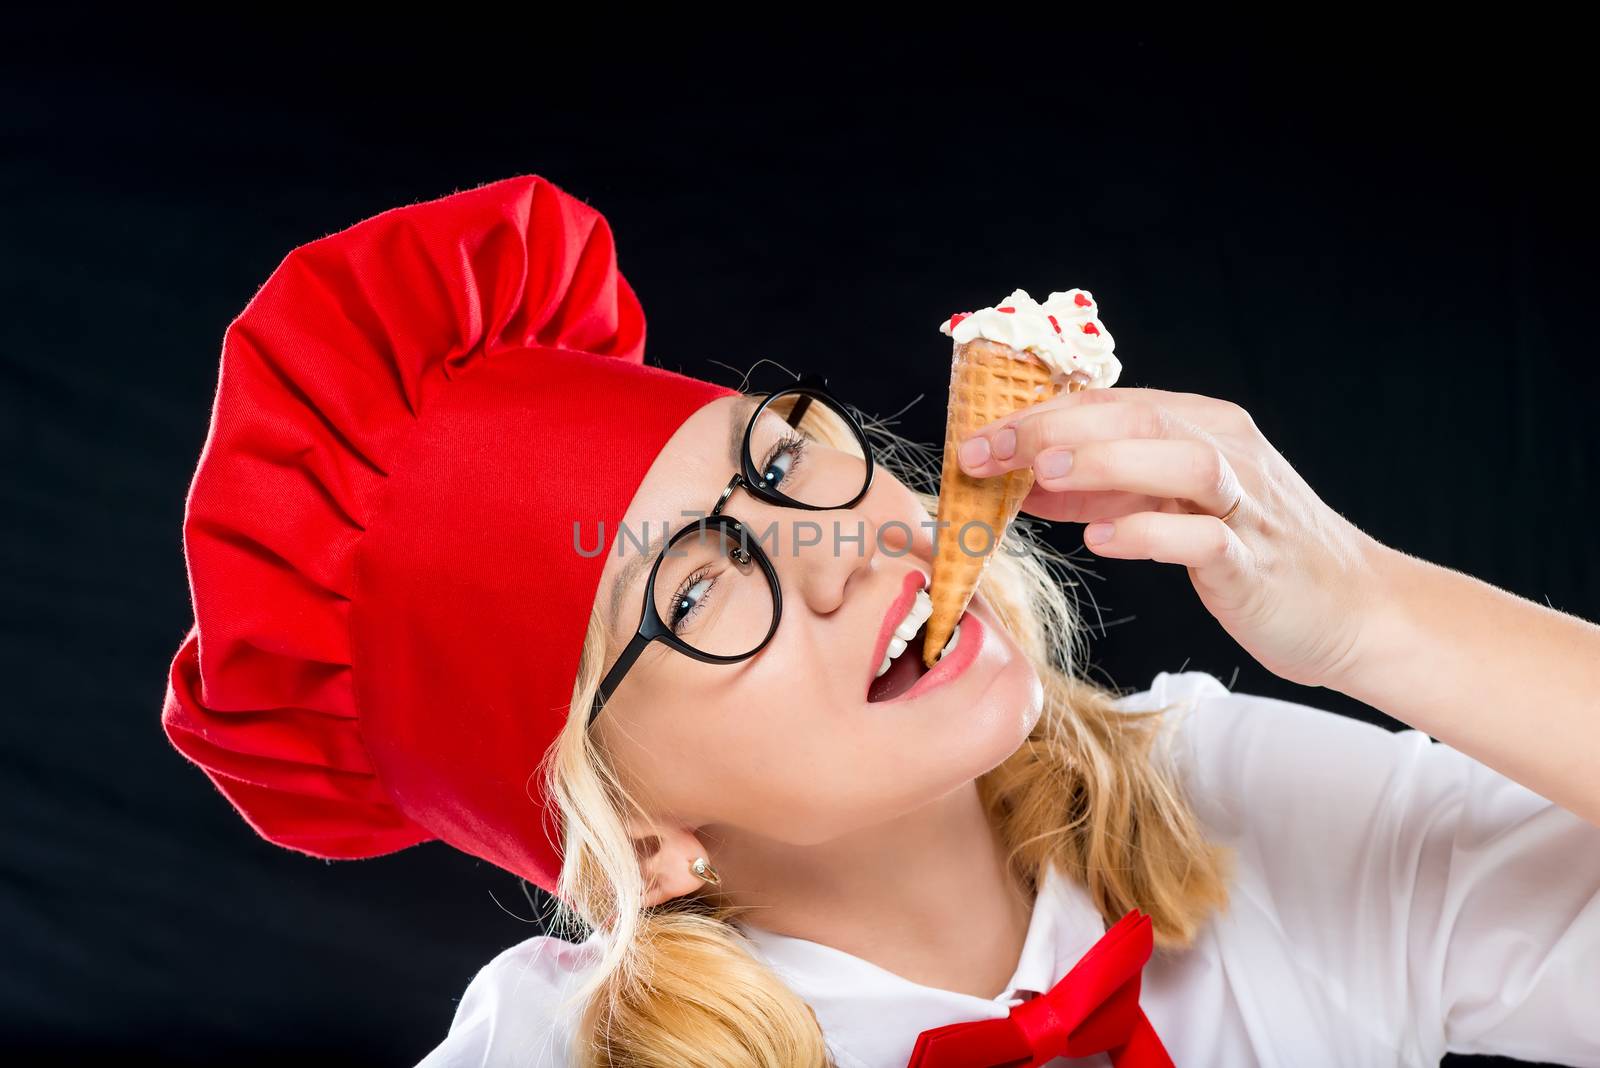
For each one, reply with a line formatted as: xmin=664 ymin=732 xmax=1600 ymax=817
xmin=1048 ymin=315 xmax=1062 ymax=334
xmin=947 ymin=312 xmax=970 ymax=330
xmin=1074 ymin=292 xmax=1092 ymax=307
xmin=996 ymin=306 xmax=1016 ymax=314
xmin=1081 ymin=322 xmax=1101 ymax=336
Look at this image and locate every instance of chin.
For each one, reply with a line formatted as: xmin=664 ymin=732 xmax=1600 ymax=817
xmin=852 ymin=589 xmax=1052 ymax=812
xmin=889 ymin=654 xmax=1044 ymax=805
xmin=960 ymin=654 xmax=1046 ymax=770
xmin=806 ymin=658 xmax=1047 ymax=843
xmin=909 ymin=592 xmax=1045 ymax=740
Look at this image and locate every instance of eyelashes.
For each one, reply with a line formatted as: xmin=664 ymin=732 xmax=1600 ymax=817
xmin=667 ymin=432 xmax=809 ymax=635
xmin=669 ymin=567 xmax=714 ymax=631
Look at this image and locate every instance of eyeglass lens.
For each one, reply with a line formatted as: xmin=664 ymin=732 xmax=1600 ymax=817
xmin=644 ymin=393 xmax=870 ymax=659
xmin=746 ymin=393 xmax=870 ymax=510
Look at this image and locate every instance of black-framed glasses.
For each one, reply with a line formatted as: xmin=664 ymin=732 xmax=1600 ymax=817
xmin=588 ymin=372 xmax=876 ymax=727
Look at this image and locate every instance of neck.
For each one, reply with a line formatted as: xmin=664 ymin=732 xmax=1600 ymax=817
xmin=706 ymin=780 xmax=1035 ymax=999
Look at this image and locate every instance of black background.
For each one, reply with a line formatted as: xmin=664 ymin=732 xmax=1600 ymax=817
xmin=4 ymin=19 xmax=1596 ymax=1067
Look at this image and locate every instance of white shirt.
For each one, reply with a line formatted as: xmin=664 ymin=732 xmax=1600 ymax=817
xmin=416 ymin=670 xmax=1600 ymax=1067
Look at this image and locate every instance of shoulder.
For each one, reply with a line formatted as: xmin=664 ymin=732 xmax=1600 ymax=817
xmin=413 ymin=929 xmax=605 ymax=1068
xmin=1110 ymin=668 xmax=1442 ymax=837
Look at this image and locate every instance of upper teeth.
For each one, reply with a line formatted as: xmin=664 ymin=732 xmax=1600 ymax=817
xmin=874 ymin=589 xmax=961 ymax=678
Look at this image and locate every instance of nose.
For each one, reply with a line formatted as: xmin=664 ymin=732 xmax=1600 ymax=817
xmin=781 ymin=468 xmax=929 ymax=615
xmin=787 ymin=503 xmax=881 ymax=615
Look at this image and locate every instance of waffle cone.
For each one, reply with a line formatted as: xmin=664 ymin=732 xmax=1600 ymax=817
xmin=921 ymin=338 xmax=1087 ymax=667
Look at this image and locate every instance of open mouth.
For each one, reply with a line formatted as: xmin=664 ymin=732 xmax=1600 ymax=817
xmin=870 ymin=615 xmax=929 ymax=702
xmin=866 ymin=581 xmax=964 ymax=703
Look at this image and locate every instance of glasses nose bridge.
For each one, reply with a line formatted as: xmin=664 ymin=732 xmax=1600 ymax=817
xmin=718 ymin=462 xmax=875 ymax=528
xmin=710 ymin=470 xmax=745 ymax=518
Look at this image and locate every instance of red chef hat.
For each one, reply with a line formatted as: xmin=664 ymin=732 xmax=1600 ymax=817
xmin=160 ymin=174 xmax=737 ymax=894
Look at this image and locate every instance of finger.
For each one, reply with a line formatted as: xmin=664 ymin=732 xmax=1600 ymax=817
xmin=963 ymin=386 xmax=1257 ymax=458
xmin=1030 ymin=438 xmax=1243 ymax=518
xmin=959 ymin=398 xmax=1185 ymax=477
xmin=1015 ymin=485 xmax=1164 ymax=524
xmin=1081 ymin=509 xmax=1249 ymax=574
xmin=1087 ymin=387 xmax=1258 ymax=436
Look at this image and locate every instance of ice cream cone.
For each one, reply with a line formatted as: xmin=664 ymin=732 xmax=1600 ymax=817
xmin=921 ymin=338 xmax=1088 ymax=667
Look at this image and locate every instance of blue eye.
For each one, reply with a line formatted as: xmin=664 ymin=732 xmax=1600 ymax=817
xmin=759 ymin=431 xmax=807 ymax=490
xmin=669 ymin=568 xmax=714 ymax=633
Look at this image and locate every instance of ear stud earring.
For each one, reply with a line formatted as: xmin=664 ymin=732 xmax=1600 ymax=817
xmin=689 ymin=856 xmax=721 ymax=886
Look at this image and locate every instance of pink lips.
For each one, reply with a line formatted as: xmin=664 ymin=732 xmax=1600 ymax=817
xmin=875 ymin=606 xmax=984 ymax=706
xmin=865 ymin=569 xmax=930 ymax=695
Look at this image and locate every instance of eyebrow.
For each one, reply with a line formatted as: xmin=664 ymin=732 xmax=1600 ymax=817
xmin=604 ymin=395 xmax=759 ymax=643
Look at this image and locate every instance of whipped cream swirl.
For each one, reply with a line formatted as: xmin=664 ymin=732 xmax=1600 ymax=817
xmin=939 ymin=287 xmax=1122 ymax=389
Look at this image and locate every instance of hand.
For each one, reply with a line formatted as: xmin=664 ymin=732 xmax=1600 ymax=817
xmin=956 ymin=386 xmax=1391 ymax=689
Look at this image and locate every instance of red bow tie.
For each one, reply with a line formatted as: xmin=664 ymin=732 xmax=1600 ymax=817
xmin=906 ymin=908 xmax=1173 ymax=1068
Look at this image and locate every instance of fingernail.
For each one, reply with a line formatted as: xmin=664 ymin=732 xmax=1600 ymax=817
xmin=959 ymin=436 xmax=992 ymax=470
xmin=992 ymin=427 xmax=1016 ymax=460
xmin=1038 ymin=449 xmax=1073 ymax=480
xmin=1085 ymin=522 xmax=1114 ymax=545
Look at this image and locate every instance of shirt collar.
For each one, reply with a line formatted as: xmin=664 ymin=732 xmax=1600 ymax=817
xmin=731 ymin=862 xmax=1109 ymax=1066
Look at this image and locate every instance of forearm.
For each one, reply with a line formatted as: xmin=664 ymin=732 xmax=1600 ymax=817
xmin=1331 ymin=541 xmax=1600 ymax=828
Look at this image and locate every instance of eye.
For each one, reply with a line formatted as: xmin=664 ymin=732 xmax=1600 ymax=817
xmin=669 ymin=567 xmax=715 ymax=633
xmin=758 ymin=430 xmax=808 ymax=491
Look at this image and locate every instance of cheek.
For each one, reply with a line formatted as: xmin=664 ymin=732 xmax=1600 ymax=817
xmin=606 ymin=617 xmax=1044 ymax=846
xmin=616 ymin=651 xmax=867 ymax=841
xmin=604 ymin=654 xmax=831 ymax=820
xmin=697 ymin=664 xmax=1043 ymax=846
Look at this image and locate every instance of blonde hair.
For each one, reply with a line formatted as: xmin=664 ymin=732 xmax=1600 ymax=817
xmin=534 ymin=381 xmax=1235 ymax=1066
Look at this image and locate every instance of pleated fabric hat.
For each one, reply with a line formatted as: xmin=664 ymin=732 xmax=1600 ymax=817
xmin=160 ymin=174 xmax=737 ymax=893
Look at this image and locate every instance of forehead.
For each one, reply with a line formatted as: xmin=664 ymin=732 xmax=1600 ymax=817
xmin=597 ymin=393 xmax=760 ymax=638
xmin=618 ymin=393 xmax=781 ymax=523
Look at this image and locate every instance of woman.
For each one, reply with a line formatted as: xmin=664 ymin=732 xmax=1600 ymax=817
xmin=161 ymin=175 xmax=1600 ymax=1067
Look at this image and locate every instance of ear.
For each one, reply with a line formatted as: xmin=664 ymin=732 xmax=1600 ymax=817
xmin=626 ymin=815 xmax=715 ymax=908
